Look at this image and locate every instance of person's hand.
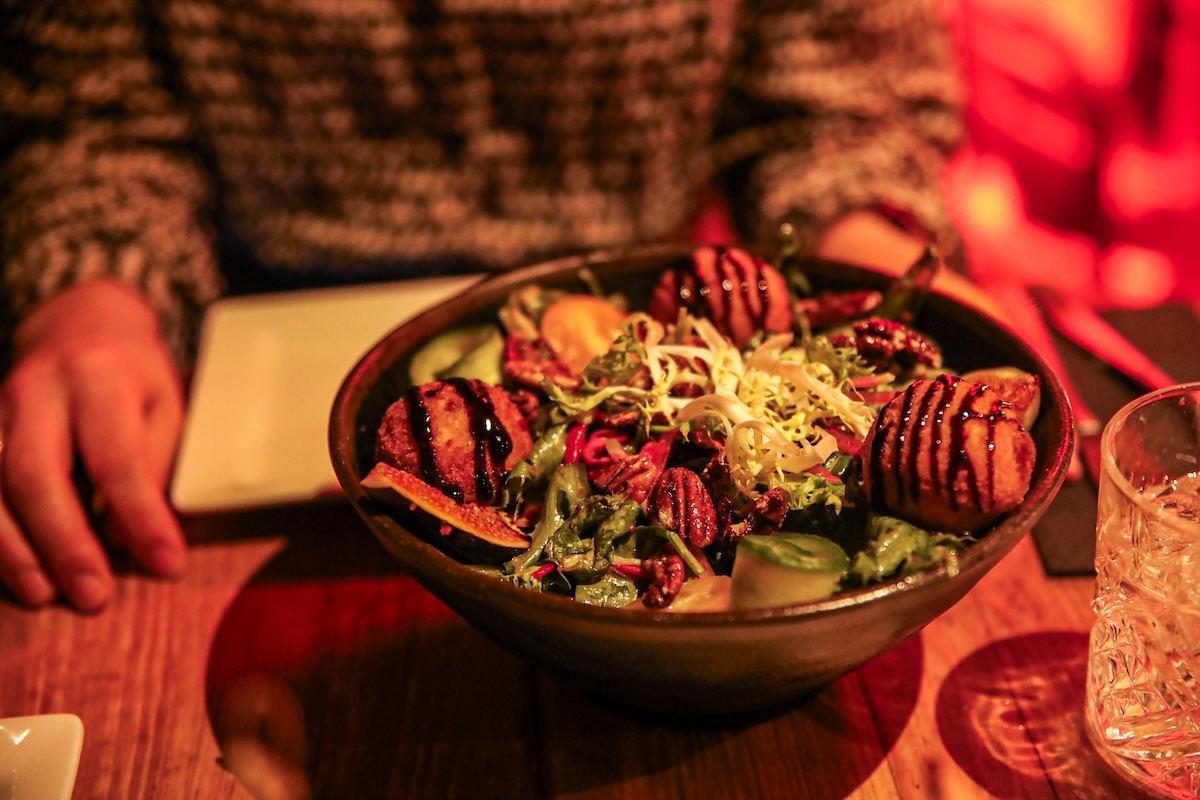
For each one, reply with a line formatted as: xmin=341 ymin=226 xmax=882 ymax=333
xmin=811 ymin=209 xmax=929 ymax=274
xmin=0 ymin=280 xmax=186 ymax=611
xmin=813 ymin=209 xmax=1006 ymax=320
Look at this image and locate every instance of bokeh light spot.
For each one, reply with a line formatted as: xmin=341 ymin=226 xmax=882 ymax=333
xmin=960 ymin=155 xmax=1022 ymax=237
xmin=1098 ymin=245 xmax=1175 ymax=308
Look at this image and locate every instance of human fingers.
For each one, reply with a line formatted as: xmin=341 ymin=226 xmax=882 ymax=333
xmin=71 ymin=355 xmax=185 ymax=578
xmin=0 ymin=443 xmax=57 ymax=606
xmin=140 ymin=352 xmax=185 ymax=490
xmin=0 ymin=362 xmax=114 ymax=611
xmin=93 ymin=347 xmax=185 ymax=540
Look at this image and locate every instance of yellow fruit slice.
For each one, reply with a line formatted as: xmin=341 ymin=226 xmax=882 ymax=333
xmin=667 ymin=575 xmax=733 ymax=613
xmin=539 ymin=295 xmax=626 ymax=374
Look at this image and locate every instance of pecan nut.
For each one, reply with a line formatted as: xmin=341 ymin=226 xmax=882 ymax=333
xmin=642 ymin=552 xmax=686 ymax=608
xmin=828 ymin=317 xmax=943 ymax=374
xmin=648 ymin=467 xmax=718 ymax=547
xmin=592 ymin=439 xmax=671 ymax=505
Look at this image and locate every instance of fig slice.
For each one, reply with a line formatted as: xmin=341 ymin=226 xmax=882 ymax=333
xmin=539 ymin=294 xmax=626 ymax=374
xmin=960 ymin=367 xmax=1042 ymax=430
xmin=362 ymin=462 xmax=529 ymax=550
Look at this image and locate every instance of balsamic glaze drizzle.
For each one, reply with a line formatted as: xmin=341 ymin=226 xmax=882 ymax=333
xmin=404 ymin=379 xmax=514 ymax=504
xmin=725 ymin=247 xmax=772 ymax=331
xmin=910 ymin=374 xmax=945 ymax=506
xmin=405 ymin=384 xmax=464 ymax=503
xmin=447 ymin=377 xmax=514 ymax=504
xmin=870 ymin=374 xmax=1022 ymax=517
xmin=672 ymin=248 xmax=774 ymax=336
xmin=946 ymin=380 xmax=983 ymax=511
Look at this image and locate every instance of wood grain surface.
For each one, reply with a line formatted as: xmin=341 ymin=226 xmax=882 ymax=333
xmin=0 ymin=497 xmax=1162 ymax=800
xmin=3 ymin=267 xmax=1182 ymax=800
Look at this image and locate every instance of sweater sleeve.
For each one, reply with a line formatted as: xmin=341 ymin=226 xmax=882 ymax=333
xmin=0 ymin=0 xmax=223 ymax=366
xmin=714 ymin=0 xmax=964 ymax=261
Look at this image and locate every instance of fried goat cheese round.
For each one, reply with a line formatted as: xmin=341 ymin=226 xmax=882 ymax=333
xmin=861 ymin=374 xmax=1036 ymax=533
xmin=649 ymin=246 xmax=791 ymax=347
xmin=375 ymin=378 xmax=534 ymax=505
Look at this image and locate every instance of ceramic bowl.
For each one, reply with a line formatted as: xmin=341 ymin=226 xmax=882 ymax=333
xmin=329 ymin=244 xmax=1072 ymax=715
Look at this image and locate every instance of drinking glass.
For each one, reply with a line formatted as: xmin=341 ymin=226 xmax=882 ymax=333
xmin=1086 ymin=383 xmax=1200 ymax=798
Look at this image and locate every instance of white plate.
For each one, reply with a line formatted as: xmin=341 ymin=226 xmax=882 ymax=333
xmin=0 ymin=714 xmax=84 ymax=800
xmin=170 ymin=275 xmax=481 ymax=514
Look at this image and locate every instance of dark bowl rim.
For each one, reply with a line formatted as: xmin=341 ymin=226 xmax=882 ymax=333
xmin=329 ymin=243 xmax=1074 ymax=628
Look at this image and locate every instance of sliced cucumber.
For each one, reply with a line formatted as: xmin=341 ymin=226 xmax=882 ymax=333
xmin=730 ymin=533 xmax=850 ymax=609
xmin=409 ymin=323 xmax=504 ymax=385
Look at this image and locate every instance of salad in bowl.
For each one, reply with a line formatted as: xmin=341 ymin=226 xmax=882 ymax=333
xmin=358 ymin=244 xmax=1043 ymax=613
xmin=329 ymin=242 xmax=1071 ymax=714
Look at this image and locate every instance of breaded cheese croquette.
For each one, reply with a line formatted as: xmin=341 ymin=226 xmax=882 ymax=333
xmin=862 ymin=374 xmax=1036 ymax=533
xmin=649 ymin=246 xmax=792 ymax=347
xmin=375 ymin=377 xmax=533 ymax=505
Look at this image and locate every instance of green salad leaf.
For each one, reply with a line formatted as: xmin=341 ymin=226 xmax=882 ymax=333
xmin=847 ymin=515 xmax=970 ymax=585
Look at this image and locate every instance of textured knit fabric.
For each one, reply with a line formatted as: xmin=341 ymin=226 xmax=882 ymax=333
xmin=1 ymin=0 xmax=962 ymax=364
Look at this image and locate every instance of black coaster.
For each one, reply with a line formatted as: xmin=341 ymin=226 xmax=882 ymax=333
xmin=1032 ymin=304 xmax=1200 ymax=575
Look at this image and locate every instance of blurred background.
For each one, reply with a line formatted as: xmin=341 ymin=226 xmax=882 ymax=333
xmin=944 ymin=0 xmax=1200 ymax=310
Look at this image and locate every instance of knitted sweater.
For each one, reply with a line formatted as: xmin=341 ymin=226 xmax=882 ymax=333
xmin=1 ymin=0 xmax=962 ymax=362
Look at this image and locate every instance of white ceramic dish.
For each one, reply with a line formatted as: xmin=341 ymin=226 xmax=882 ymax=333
xmin=0 ymin=714 xmax=84 ymax=800
xmin=171 ymin=275 xmax=480 ymax=513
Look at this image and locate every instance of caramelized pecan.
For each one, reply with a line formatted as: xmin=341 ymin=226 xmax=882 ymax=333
xmin=714 ymin=487 xmax=790 ymax=555
xmin=502 ymin=332 xmax=579 ymax=390
xmin=648 ymin=467 xmax=718 ymax=547
xmin=828 ymin=317 xmax=943 ymax=374
xmin=592 ymin=439 xmax=672 ymax=505
xmin=746 ymin=487 xmax=790 ymax=534
xmin=642 ymin=552 xmax=686 ymax=608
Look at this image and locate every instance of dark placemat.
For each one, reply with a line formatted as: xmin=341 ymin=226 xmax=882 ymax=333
xmin=1031 ymin=303 xmax=1200 ymax=575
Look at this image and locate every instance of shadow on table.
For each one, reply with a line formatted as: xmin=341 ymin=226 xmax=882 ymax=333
xmin=937 ymin=631 xmax=1162 ymax=799
xmin=179 ymin=495 xmax=363 ymax=545
xmin=202 ymin=516 xmax=923 ymax=799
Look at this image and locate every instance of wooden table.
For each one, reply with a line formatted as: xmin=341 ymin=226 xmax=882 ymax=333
xmin=0 ymin=494 xmax=1161 ymax=800
xmin=6 ymin=259 xmax=1183 ymax=799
